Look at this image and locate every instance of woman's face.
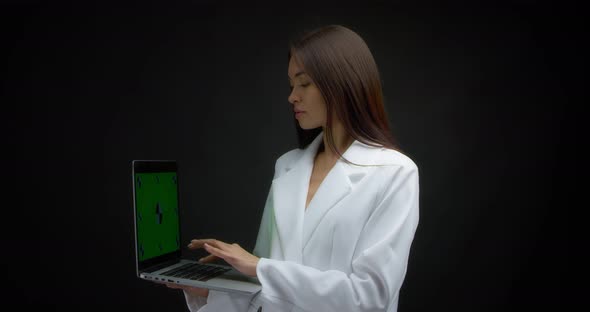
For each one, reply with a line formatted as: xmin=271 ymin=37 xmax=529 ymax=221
xmin=288 ymin=56 xmax=327 ymax=130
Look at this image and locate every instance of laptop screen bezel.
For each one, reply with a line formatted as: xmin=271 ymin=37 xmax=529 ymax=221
xmin=132 ymin=160 xmax=182 ymax=274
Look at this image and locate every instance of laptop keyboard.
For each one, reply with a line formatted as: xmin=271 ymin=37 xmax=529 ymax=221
xmin=160 ymin=262 xmax=231 ymax=282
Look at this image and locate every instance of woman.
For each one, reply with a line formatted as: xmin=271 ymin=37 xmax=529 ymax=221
xmin=168 ymin=24 xmax=419 ymax=312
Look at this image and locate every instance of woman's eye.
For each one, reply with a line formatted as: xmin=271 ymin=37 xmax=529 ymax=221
xmin=289 ymin=83 xmax=309 ymax=90
xmin=289 ymin=83 xmax=310 ymax=91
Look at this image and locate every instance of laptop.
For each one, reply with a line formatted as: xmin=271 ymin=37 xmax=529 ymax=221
xmin=131 ymin=160 xmax=262 ymax=295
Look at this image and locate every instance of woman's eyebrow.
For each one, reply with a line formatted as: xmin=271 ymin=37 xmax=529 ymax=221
xmin=288 ymin=71 xmax=306 ymax=81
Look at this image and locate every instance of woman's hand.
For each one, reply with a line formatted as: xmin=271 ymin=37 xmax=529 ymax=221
xmin=164 ymin=282 xmax=209 ymax=297
xmin=188 ymin=239 xmax=260 ymax=277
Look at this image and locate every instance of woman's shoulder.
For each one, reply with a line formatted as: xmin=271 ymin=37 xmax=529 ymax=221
xmin=352 ymin=141 xmax=418 ymax=173
xmin=367 ymin=147 xmax=419 ymax=196
xmin=375 ymin=147 xmax=418 ymax=172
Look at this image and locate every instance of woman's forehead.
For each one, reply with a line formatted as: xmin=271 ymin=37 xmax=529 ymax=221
xmin=288 ymin=59 xmax=307 ymax=80
xmin=288 ymin=57 xmax=301 ymax=71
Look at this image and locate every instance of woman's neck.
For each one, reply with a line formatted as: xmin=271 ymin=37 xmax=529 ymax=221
xmin=320 ymin=121 xmax=353 ymax=160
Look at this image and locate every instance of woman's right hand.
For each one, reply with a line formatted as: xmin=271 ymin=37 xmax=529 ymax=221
xmin=163 ymin=250 xmax=220 ymax=297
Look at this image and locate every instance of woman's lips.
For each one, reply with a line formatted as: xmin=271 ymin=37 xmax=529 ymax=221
xmin=295 ymin=111 xmax=304 ymax=118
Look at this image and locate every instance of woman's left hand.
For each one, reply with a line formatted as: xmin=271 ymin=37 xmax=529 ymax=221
xmin=188 ymin=239 xmax=260 ymax=277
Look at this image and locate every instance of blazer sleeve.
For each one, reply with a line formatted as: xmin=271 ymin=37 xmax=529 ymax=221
xmin=182 ymin=290 xmax=207 ymax=312
xmin=182 ymin=289 xmax=252 ymax=312
xmin=255 ymin=163 xmax=420 ymax=312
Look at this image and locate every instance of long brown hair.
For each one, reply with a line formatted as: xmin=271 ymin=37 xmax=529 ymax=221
xmin=288 ymin=25 xmax=398 ymax=159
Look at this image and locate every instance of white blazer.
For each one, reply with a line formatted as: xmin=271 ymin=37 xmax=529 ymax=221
xmin=184 ymin=132 xmax=420 ymax=312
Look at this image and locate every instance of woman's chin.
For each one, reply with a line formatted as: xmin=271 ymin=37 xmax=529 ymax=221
xmin=297 ymin=122 xmax=319 ymax=130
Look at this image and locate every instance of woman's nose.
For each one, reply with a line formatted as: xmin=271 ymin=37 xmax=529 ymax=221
xmin=288 ymin=89 xmax=299 ymax=104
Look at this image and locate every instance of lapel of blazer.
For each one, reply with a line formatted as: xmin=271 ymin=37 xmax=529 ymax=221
xmin=270 ymin=133 xmax=323 ymax=262
xmin=271 ymin=130 xmax=383 ymax=261
xmin=301 ymin=139 xmax=378 ymax=250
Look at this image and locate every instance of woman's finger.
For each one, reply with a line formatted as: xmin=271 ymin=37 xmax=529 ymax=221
xmin=187 ymin=238 xmax=215 ymax=249
xmin=188 ymin=238 xmax=229 ymax=249
xmin=206 ymin=239 xmax=232 ymax=250
xmin=198 ymin=254 xmax=218 ymax=263
xmin=164 ymin=282 xmax=184 ymax=289
xmin=204 ymin=243 xmax=230 ymax=259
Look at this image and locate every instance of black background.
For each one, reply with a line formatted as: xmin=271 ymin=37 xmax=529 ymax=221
xmin=2 ymin=1 xmax=581 ymax=311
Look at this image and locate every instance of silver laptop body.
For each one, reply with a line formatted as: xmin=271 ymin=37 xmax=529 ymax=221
xmin=132 ymin=160 xmax=261 ymax=295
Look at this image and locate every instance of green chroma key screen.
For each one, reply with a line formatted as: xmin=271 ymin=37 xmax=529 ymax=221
xmin=134 ymin=172 xmax=180 ymax=261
